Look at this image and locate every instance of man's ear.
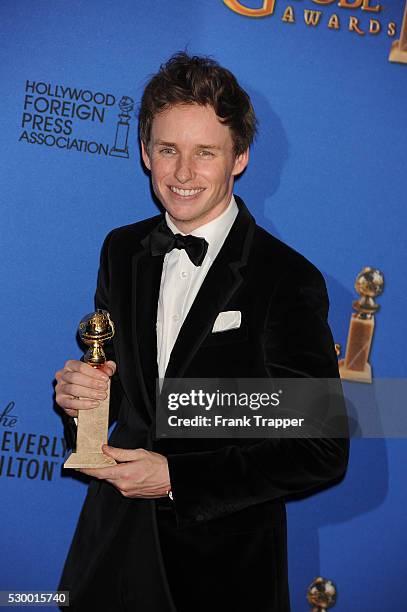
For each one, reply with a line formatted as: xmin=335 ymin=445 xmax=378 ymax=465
xmin=141 ymin=141 xmax=151 ymax=170
xmin=232 ymin=148 xmax=249 ymax=177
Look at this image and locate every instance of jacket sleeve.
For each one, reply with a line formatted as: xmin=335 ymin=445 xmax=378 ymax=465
xmin=167 ymin=268 xmax=349 ymax=528
xmin=93 ymin=230 xmax=124 ymax=425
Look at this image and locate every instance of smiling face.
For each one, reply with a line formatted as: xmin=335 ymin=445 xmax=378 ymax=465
xmin=141 ymin=104 xmax=249 ymax=234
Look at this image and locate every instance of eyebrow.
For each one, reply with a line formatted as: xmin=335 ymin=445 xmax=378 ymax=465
xmin=153 ymin=140 xmax=221 ymax=150
xmin=196 ymin=144 xmax=221 ymax=150
xmin=154 ymin=140 xmax=177 ymax=147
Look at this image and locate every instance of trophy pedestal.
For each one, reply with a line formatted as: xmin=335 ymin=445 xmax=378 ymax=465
xmin=339 ymin=314 xmax=374 ymax=384
xmin=389 ymin=39 xmax=407 ymax=64
xmin=338 ymin=359 xmax=372 ymax=384
xmin=64 ymin=451 xmax=116 ymax=469
xmin=64 ymin=380 xmax=117 ymax=469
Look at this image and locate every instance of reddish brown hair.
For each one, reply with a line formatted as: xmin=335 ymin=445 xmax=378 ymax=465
xmin=139 ymin=52 xmax=257 ymax=156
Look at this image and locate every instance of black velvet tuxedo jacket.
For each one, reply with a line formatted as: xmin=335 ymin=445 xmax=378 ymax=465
xmin=59 ymin=196 xmax=348 ymax=612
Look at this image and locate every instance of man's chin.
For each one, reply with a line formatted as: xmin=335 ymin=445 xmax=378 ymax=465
xmin=162 ymin=200 xmax=208 ymax=224
xmin=167 ymin=212 xmax=197 ymax=226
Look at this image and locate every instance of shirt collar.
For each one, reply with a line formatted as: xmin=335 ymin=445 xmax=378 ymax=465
xmin=165 ymin=195 xmax=238 ymax=261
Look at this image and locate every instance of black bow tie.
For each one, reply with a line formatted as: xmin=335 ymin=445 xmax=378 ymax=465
xmin=148 ymin=220 xmax=209 ymax=266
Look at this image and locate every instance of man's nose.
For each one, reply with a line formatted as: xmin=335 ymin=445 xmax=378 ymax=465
xmin=174 ymin=154 xmax=194 ymax=183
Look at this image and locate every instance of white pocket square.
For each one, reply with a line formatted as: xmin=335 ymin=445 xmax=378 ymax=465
xmin=212 ymin=311 xmax=241 ymax=333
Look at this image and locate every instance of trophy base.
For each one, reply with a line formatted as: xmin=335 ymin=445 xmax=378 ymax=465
xmin=389 ymin=40 xmax=407 ymax=64
xmin=339 ymin=359 xmax=372 ymax=384
xmin=64 ymin=451 xmax=117 ymax=469
xmin=109 ymin=148 xmax=129 ymax=158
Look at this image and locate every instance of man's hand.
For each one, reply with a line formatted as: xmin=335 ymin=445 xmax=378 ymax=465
xmin=77 ymin=446 xmax=171 ymax=499
xmin=55 ymin=359 xmax=116 ymax=418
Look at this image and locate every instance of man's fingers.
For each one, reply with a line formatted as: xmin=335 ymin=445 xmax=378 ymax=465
xmin=64 ymin=360 xmax=109 ymax=381
xmin=59 ymin=395 xmax=100 ymax=411
xmin=60 ymin=380 xmax=107 ymax=401
xmin=56 ymin=380 xmax=105 ymax=404
xmin=77 ymin=464 xmax=126 ymax=480
xmin=102 ymin=445 xmax=144 ymax=462
xmin=100 ymin=361 xmax=117 ymax=378
xmin=55 ymin=360 xmax=116 ymax=388
xmin=57 ymin=374 xmax=107 ymax=400
xmin=55 ymin=359 xmax=117 ymax=421
xmin=60 ymin=370 xmax=109 ymax=391
xmin=63 ymin=407 xmax=79 ymax=418
xmin=55 ymin=360 xmax=108 ymax=392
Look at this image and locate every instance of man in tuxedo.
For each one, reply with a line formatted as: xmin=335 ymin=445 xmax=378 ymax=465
xmin=55 ymin=52 xmax=348 ymax=611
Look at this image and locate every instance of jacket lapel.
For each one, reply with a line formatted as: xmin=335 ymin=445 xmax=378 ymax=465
xmin=131 ymin=239 xmax=164 ymax=419
xmin=164 ymin=198 xmax=255 ymax=380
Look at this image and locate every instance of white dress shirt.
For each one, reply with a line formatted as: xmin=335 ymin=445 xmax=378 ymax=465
xmin=156 ymin=195 xmax=238 ymax=379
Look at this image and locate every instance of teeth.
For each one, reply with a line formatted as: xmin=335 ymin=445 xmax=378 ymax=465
xmin=170 ymin=186 xmax=204 ymax=197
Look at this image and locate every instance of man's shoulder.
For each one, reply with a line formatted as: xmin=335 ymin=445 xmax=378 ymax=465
xmin=251 ymin=223 xmax=325 ymax=286
xmin=102 ymin=213 xmax=163 ymax=252
xmin=235 ymin=195 xmax=323 ymax=284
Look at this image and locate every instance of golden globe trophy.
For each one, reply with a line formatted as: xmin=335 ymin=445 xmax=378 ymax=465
xmin=307 ymin=577 xmax=337 ymax=611
xmin=338 ymin=267 xmax=384 ymax=384
xmin=64 ymin=309 xmax=117 ymax=468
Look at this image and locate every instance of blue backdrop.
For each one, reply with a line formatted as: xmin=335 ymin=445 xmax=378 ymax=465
xmin=1 ymin=1 xmax=406 ymax=609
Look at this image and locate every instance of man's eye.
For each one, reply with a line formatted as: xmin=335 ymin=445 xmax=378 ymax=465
xmin=160 ymin=148 xmax=176 ymax=155
xmin=199 ymin=150 xmax=214 ymax=158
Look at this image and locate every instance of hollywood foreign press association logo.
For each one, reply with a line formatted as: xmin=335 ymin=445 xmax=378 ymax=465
xmin=18 ymin=80 xmax=135 ymax=159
